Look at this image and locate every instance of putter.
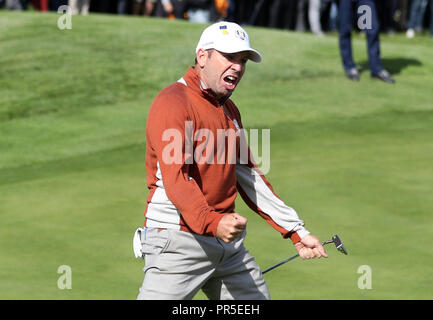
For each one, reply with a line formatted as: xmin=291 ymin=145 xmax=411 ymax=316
xmin=262 ymin=234 xmax=348 ymax=274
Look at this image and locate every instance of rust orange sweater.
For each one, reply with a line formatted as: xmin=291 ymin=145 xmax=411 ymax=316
xmin=144 ymin=67 xmax=309 ymax=243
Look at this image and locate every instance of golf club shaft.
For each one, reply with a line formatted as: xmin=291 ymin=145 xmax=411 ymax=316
xmin=262 ymin=253 xmax=299 ymax=274
xmin=262 ymin=240 xmax=333 ymax=275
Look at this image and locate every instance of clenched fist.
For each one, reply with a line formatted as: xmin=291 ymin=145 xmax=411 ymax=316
xmin=216 ymin=213 xmax=247 ymax=243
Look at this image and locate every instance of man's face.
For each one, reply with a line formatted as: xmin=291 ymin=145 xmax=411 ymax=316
xmin=197 ymin=49 xmax=249 ymax=102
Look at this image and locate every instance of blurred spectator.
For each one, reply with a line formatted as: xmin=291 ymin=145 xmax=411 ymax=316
xmin=406 ymin=0 xmax=429 ymax=38
xmin=117 ymin=0 xmax=127 ymax=14
xmin=266 ymin=0 xmax=299 ymax=30
xmin=285 ymin=0 xmax=300 ymax=30
xmin=338 ymin=0 xmax=395 ymax=83
xmin=394 ymin=0 xmax=410 ymax=30
xmin=232 ymin=0 xmax=254 ymax=25
xmin=320 ymin=0 xmax=336 ymax=32
xmin=214 ymin=0 xmax=228 ymax=20
xmin=170 ymin=0 xmax=188 ymax=19
xmin=296 ymin=0 xmax=325 ymax=35
xmin=309 ymin=0 xmax=324 ymax=36
xmin=186 ymin=0 xmax=212 ymax=23
xmin=376 ymin=0 xmax=399 ymax=34
xmin=3 ymin=0 xmax=430 ymax=39
xmin=161 ymin=0 xmax=174 ymax=17
xmin=152 ymin=0 xmax=186 ymax=19
xmin=132 ymin=0 xmax=143 ymax=14
xmin=89 ymin=0 xmax=120 ymax=13
xmin=6 ymin=0 xmax=23 ymax=9
xmin=251 ymin=0 xmax=286 ymax=28
xmin=133 ymin=0 xmax=153 ymax=15
xmin=31 ymin=0 xmax=49 ymax=10
xmin=225 ymin=0 xmax=235 ymax=21
xmin=268 ymin=0 xmax=283 ymax=28
xmin=328 ymin=0 xmax=338 ymax=31
xmin=69 ymin=0 xmax=90 ymax=14
xmin=50 ymin=0 xmax=68 ymax=11
xmin=430 ymin=0 xmax=433 ymax=38
xmin=296 ymin=0 xmax=307 ymax=31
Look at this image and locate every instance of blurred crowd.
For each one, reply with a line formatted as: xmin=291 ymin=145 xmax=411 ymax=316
xmin=2 ymin=0 xmax=433 ymax=37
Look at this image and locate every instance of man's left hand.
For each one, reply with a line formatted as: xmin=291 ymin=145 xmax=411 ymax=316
xmin=295 ymin=234 xmax=328 ymax=259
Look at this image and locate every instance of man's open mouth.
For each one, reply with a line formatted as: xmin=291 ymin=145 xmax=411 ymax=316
xmin=223 ymin=75 xmax=238 ymax=89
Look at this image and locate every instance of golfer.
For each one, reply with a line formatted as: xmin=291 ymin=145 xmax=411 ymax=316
xmin=136 ymin=21 xmax=327 ymax=300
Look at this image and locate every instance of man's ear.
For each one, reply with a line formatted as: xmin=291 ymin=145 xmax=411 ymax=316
xmin=196 ymin=48 xmax=207 ymax=68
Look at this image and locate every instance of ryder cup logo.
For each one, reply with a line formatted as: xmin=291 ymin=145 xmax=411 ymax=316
xmin=235 ymin=30 xmax=246 ymax=41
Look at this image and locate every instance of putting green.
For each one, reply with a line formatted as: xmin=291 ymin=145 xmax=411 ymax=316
xmin=1 ymin=11 xmax=432 ymax=299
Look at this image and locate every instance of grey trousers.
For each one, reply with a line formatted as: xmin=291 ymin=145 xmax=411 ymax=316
xmin=137 ymin=228 xmax=270 ymax=300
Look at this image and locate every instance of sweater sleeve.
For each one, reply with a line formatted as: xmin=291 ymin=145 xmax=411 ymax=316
xmin=233 ymin=112 xmax=309 ymax=244
xmin=146 ymin=89 xmax=224 ymax=236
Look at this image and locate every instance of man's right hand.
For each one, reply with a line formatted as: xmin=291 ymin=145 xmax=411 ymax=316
xmin=216 ymin=213 xmax=247 ymax=243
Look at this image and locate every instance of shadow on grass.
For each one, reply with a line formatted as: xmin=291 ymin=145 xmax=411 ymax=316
xmin=358 ymin=57 xmax=423 ymax=75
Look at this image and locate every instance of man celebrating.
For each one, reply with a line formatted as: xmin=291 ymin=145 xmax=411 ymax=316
xmin=135 ymin=22 xmax=327 ymax=300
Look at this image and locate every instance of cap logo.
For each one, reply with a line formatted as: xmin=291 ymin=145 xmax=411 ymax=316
xmin=235 ymin=30 xmax=246 ymax=40
xmin=202 ymin=41 xmax=214 ymax=47
xmin=219 ymin=25 xmax=228 ymax=35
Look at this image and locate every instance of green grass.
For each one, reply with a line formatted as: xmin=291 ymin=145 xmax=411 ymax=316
xmin=1 ymin=10 xmax=432 ymax=300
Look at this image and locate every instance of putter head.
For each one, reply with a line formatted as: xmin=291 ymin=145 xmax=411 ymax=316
xmin=332 ymin=235 xmax=348 ymax=255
